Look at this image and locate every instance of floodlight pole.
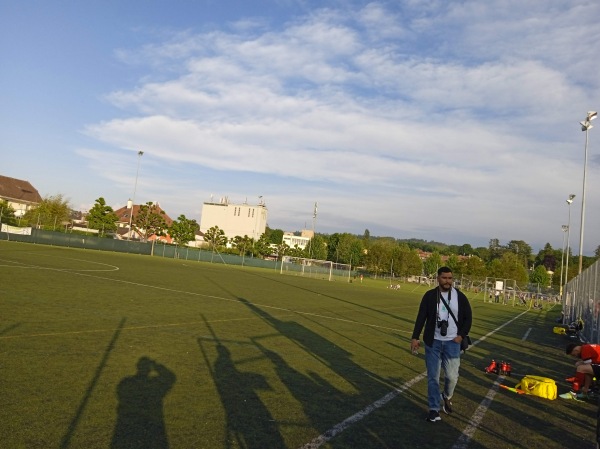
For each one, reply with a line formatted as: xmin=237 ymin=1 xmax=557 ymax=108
xmin=310 ymin=202 xmax=317 ymax=260
xmin=578 ymin=112 xmax=596 ymax=273
xmin=127 ymin=150 xmax=144 ymax=240
xmin=559 ymin=225 xmax=568 ymax=296
xmin=564 ymin=194 xmax=575 ymax=294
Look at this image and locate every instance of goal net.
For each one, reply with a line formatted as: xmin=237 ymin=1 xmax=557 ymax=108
xmin=281 ymin=257 xmax=352 ymax=282
xmin=484 ymin=277 xmax=518 ymax=304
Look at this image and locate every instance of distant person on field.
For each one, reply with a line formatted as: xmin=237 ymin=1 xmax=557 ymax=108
xmin=560 ymin=343 xmax=600 ymax=400
xmin=411 ymin=266 xmax=472 ymax=423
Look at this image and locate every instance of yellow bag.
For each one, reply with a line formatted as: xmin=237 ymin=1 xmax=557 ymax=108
xmin=515 ymin=375 xmax=557 ymax=400
xmin=553 ymin=326 xmax=567 ymax=335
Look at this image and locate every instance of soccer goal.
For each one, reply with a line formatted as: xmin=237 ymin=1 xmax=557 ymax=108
xmin=281 ymin=256 xmax=352 ymax=282
xmin=484 ymin=277 xmax=517 ymax=305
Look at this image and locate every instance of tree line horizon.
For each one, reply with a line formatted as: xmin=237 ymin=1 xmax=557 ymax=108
xmin=1 ymin=195 xmax=598 ymax=289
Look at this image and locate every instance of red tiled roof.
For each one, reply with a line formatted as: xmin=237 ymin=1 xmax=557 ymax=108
xmin=0 ymin=175 xmax=42 ymax=204
xmin=113 ymin=203 xmax=174 ymax=226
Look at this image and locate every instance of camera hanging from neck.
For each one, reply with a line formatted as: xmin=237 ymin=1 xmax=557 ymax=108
xmin=437 ymin=287 xmax=451 ymax=322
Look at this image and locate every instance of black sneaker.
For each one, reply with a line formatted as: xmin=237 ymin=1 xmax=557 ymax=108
xmin=426 ymin=410 xmax=441 ymax=422
xmin=442 ymin=395 xmax=453 ymax=414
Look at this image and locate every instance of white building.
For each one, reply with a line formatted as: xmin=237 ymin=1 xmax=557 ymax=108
xmin=199 ymin=197 xmax=268 ymax=240
xmin=282 ymin=231 xmax=312 ymax=250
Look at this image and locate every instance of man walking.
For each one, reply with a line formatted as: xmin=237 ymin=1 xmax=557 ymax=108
xmin=411 ymin=266 xmax=472 ymax=422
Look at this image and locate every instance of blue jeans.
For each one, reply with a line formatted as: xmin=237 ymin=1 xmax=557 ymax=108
xmin=425 ymin=339 xmax=461 ymax=411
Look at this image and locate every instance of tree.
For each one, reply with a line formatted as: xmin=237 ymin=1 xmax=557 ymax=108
xmin=534 ymin=243 xmax=561 ymax=273
xmin=473 ymin=246 xmax=490 ymax=262
xmin=305 ymin=234 xmax=328 ymax=260
xmin=288 ymin=244 xmax=305 ymax=258
xmin=275 ymin=242 xmax=290 ymax=260
xmin=204 ymin=226 xmax=228 ymax=250
xmin=459 ymin=243 xmax=474 ymax=256
xmin=456 ymin=256 xmax=487 ymax=279
xmin=328 ymin=233 xmax=363 ymax=265
xmin=488 ymin=252 xmax=528 ymax=285
xmin=133 ymin=202 xmax=168 ymax=241
xmin=0 ymin=200 xmax=16 ymax=225
xmin=362 ymin=229 xmax=371 ymax=250
xmin=446 ymin=254 xmax=460 ymax=273
xmin=506 ymin=240 xmax=533 ymax=268
xmin=267 ymin=228 xmax=284 ymax=245
xmin=169 ymin=215 xmax=199 ymax=247
xmin=529 ymin=265 xmax=551 ymax=287
xmin=364 ymin=239 xmax=395 ymax=278
xmin=347 ymin=238 xmax=365 ymax=267
xmin=423 ymin=251 xmax=442 ymax=277
xmin=231 ymin=235 xmax=253 ymax=256
xmin=87 ymin=197 xmax=118 ymax=236
xmin=23 ymin=194 xmax=71 ymax=230
xmin=391 ymin=244 xmax=422 ymax=277
xmin=488 ymin=238 xmax=504 ymax=261
xmin=253 ymin=233 xmax=273 ymax=258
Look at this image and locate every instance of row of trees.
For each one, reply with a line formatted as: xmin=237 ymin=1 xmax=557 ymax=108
xmin=1 ymin=196 xmax=200 ymax=248
xmin=2 ymin=195 xmax=599 ymax=290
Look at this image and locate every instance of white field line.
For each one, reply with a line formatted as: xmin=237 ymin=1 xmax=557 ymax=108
xmin=299 ymin=309 xmax=530 ymax=449
xmin=451 ymin=376 xmax=504 ymax=449
xmin=451 ymin=315 xmax=531 ymax=449
xmin=299 ymin=372 xmax=428 ymax=449
xmin=0 ymin=256 xmax=119 ymax=272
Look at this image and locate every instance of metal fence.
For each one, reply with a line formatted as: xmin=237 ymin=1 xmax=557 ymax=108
xmin=562 ymin=258 xmax=600 ymax=343
xmin=0 ymin=228 xmax=301 ymax=272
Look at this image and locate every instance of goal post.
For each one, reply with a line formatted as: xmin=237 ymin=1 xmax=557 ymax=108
xmin=484 ymin=277 xmax=517 ymax=305
xmin=281 ymin=256 xmax=352 ymax=282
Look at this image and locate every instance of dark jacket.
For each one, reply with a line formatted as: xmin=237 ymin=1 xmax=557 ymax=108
xmin=411 ymin=287 xmax=472 ymax=347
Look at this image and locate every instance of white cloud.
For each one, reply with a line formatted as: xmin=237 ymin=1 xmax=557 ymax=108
xmin=79 ymin=1 xmax=600 ymax=252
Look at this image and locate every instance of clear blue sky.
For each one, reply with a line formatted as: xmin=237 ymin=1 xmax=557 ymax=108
xmin=1 ymin=0 xmax=599 ymax=254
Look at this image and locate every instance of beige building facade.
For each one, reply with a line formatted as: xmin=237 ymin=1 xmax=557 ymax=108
xmin=200 ymin=197 xmax=268 ymax=240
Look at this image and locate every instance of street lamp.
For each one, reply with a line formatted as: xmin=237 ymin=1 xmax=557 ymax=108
xmin=127 ymin=151 xmax=144 ymax=240
xmin=578 ymin=111 xmax=597 ymax=273
xmin=564 ymin=194 xmax=575 ymax=292
xmin=559 ymin=225 xmax=568 ymax=296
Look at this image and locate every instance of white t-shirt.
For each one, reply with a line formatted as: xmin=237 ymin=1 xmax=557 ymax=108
xmin=434 ymin=287 xmax=459 ymax=341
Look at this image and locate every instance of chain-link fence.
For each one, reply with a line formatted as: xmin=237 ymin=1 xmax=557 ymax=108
xmin=0 ymin=228 xmax=293 ymax=271
xmin=562 ymin=258 xmax=600 ymax=343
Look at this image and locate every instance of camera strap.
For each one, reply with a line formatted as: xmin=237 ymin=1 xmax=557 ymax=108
xmin=438 ymin=287 xmax=459 ymax=327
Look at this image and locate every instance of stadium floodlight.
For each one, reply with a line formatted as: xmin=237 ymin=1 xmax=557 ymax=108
xmin=127 ymin=151 xmax=144 ymax=240
xmin=578 ymin=112 xmax=596 ymax=273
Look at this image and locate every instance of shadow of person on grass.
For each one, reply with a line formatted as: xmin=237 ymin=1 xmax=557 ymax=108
xmin=111 ymin=357 xmax=176 ymax=449
xmin=212 ymin=342 xmax=285 ymax=449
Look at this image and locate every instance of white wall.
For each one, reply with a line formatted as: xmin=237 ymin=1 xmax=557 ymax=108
xmin=200 ymin=201 xmax=268 ymax=240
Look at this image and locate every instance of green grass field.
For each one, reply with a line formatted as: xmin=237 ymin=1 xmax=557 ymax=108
xmin=0 ymin=240 xmax=597 ymax=449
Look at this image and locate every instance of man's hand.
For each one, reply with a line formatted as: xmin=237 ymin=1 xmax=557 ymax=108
xmin=453 ymin=335 xmax=463 ymax=344
xmin=411 ymin=339 xmax=420 ymax=355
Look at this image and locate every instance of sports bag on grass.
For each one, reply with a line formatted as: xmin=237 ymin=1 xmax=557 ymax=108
xmin=515 ymin=375 xmax=557 ymax=400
